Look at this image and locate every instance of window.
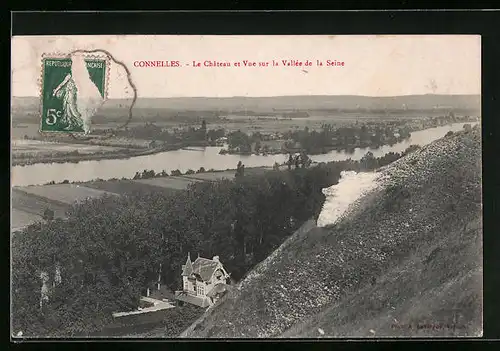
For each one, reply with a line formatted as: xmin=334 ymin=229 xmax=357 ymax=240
xmin=183 ymin=280 xmax=188 ymax=291
xmin=197 ymin=285 xmax=204 ymax=296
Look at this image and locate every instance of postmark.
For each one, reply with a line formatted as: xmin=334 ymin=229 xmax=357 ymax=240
xmin=39 ymin=53 xmax=110 ymax=135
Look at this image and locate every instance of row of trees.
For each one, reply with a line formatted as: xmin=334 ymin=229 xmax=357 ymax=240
xmin=283 ymin=123 xmax=412 ymax=154
xmin=132 ymin=167 xmax=209 ymax=180
xmin=12 ymin=146 xmax=420 ymax=337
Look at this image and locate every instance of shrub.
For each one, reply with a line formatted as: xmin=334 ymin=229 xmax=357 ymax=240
xmin=42 ymin=208 xmax=54 ymax=221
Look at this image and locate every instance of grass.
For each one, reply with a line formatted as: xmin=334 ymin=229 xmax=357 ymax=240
xmin=182 ymin=127 xmax=482 ymax=338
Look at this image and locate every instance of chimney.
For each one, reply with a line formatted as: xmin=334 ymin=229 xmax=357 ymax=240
xmin=213 ymin=256 xmax=220 ymax=262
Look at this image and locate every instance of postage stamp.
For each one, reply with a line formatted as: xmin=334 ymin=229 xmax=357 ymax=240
xmin=39 ymin=54 xmax=109 ymax=134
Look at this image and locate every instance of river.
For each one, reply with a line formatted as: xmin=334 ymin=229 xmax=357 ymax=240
xmin=11 ymin=123 xmax=476 ymax=187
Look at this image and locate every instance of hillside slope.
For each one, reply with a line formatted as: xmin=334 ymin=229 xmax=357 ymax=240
xmin=181 ymin=126 xmax=482 ymax=338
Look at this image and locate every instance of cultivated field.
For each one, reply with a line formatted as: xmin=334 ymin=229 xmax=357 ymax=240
xmin=12 ymin=139 xmax=123 ymax=154
xmin=12 ymin=188 xmax=68 ymax=216
xmin=11 ymin=184 xmax=119 ymax=230
xmin=11 ymin=208 xmax=43 ymax=231
xmin=133 ymin=176 xmax=202 ymax=190
xmin=17 ymin=184 xmax=118 ymax=205
xmin=84 ymin=179 xmax=181 ymax=196
xmin=181 ymin=167 xmax=272 ymax=182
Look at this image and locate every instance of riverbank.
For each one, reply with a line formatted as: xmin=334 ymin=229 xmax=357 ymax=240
xmin=12 ymin=144 xmax=185 ymax=167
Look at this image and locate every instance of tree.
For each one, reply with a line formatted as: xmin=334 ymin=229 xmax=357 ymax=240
xmin=254 ymin=140 xmax=262 ymax=154
xmin=228 ymin=131 xmax=251 ymax=152
xmin=235 ymin=161 xmax=245 ymax=178
xmin=12 ymin=195 xmax=163 ymax=336
xmin=43 ymin=208 xmax=54 ymax=221
xmin=360 ymin=151 xmax=378 ymax=170
xmin=287 ymin=154 xmax=293 ymax=170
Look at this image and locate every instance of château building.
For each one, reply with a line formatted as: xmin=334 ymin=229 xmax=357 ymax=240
xmin=175 ymin=253 xmax=230 ymax=308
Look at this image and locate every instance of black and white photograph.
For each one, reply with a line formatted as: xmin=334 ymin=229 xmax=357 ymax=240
xmin=10 ymin=34 xmax=482 ymax=338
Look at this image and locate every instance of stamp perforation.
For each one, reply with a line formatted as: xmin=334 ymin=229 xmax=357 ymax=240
xmin=38 ymin=52 xmax=111 ymax=136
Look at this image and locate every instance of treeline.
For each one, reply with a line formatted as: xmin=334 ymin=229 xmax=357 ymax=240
xmin=12 ymin=146 xmax=420 ymax=337
xmin=132 ymin=167 xmax=210 ymax=180
xmin=96 ymin=120 xmax=225 ymax=145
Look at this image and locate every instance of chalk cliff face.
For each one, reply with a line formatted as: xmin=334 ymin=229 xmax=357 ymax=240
xmin=181 ymin=126 xmax=482 ymax=338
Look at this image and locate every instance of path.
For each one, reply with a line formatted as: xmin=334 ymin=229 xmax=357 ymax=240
xmin=112 ymin=296 xmax=175 ymax=318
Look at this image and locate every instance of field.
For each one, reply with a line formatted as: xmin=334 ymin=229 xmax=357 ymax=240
xmin=11 ymin=188 xmax=69 ymax=231
xmin=181 ymin=167 xmax=273 ymax=182
xmin=11 ymin=209 xmax=43 ymax=231
xmin=12 ymin=188 xmax=68 ymax=218
xmin=133 ymin=176 xmax=202 ymax=190
xmin=11 ymin=184 xmax=119 ymax=231
xmin=18 ymin=184 xmax=118 ymax=205
xmin=12 ymin=139 xmax=122 ymax=154
xmin=84 ymin=179 xmax=182 ymax=196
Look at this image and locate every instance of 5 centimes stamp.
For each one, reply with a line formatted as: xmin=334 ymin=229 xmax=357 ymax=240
xmin=39 ymin=53 xmax=109 ymax=135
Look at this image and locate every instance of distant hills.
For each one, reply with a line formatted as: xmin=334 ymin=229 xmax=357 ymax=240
xmin=11 ymin=94 xmax=480 ymax=114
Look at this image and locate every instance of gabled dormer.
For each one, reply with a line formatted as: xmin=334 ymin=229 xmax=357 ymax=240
xmin=181 ymin=252 xmax=193 ymax=277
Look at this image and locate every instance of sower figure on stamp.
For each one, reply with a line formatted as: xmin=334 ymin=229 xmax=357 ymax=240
xmin=70 ymin=54 xmax=105 ymax=135
xmin=52 ymin=73 xmax=84 ymax=131
xmin=51 ymin=54 xmax=105 ymax=135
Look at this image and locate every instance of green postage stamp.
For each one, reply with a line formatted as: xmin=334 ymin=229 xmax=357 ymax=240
xmin=39 ymin=54 xmax=109 ymax=134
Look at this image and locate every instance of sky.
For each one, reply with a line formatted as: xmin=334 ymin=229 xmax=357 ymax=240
xmin=11 ymin=35 xmax=481 ymax=98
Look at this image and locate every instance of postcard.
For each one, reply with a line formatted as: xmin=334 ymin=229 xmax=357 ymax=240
xmin=11 ymin=35 xmax=482 ymax=338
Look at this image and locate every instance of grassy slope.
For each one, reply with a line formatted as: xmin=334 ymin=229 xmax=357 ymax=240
xmin=182 ymin=127 xmax=482 ymax=338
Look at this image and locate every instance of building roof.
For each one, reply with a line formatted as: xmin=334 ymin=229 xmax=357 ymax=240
xmin=182 ymin=254 xmax=226 ymax=282
xmin=192 ymin=257 xmax=220 ymax=282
